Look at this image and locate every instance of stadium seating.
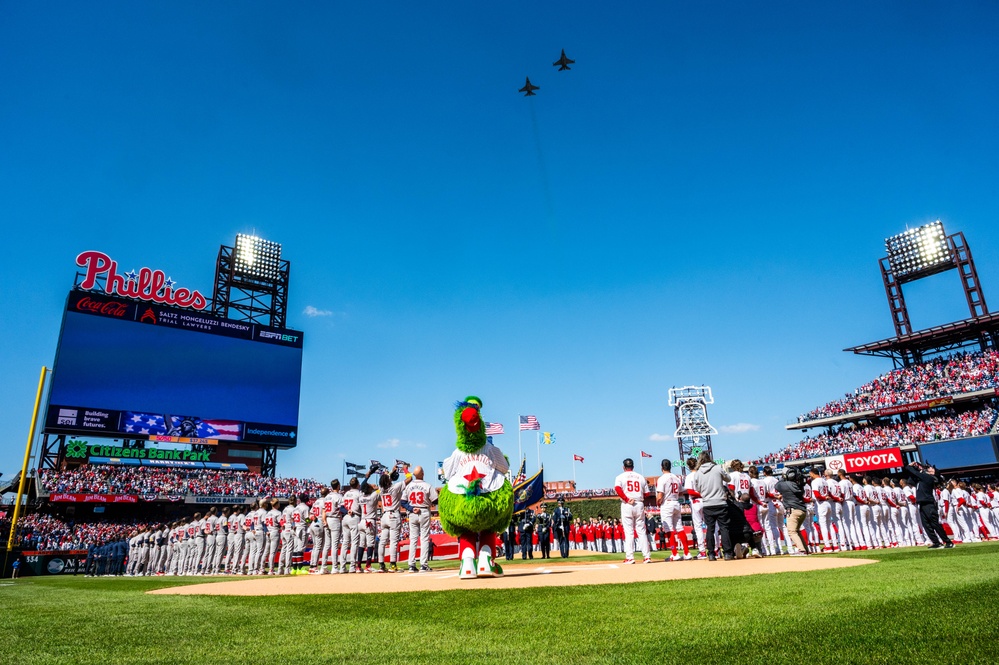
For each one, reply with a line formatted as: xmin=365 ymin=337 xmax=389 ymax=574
xmin=797 ymin=350 xmax=999 ymax=422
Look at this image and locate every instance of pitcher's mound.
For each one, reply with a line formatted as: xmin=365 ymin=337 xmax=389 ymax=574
xmin=150 ymin=556 xmax=876 ymax=596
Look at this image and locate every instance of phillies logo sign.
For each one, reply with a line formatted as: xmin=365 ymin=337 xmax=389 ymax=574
xmin=825 ymin=447 xmax=903 ymax=474
xmin=76 ymin=250 xmax=208 ymax=311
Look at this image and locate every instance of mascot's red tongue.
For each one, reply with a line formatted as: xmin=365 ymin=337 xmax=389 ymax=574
xmin=461 ymin=406 xmax=481 ymax=432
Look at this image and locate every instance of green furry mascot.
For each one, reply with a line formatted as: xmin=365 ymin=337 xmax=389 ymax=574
xmin=438 ymin=396 xmax=513 ymax=579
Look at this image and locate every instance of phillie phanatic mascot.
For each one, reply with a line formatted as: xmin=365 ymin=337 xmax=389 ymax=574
xmin=438 ymin=396 xmax=513 ymax=579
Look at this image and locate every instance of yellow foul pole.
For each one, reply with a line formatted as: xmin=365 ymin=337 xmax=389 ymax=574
xmin=5 ymin=367 xmax=49 ymax=556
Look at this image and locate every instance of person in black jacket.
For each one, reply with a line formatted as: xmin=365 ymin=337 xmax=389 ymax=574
xmin=902 ymin=462 xmax=954 ymax=549
xmin=775 ymin=468 xmax=809 ymax=556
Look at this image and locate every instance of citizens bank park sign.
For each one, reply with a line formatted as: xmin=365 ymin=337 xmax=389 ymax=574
xmin=825 ymin=447 xmax=904 ymax=474
xmin=76 ymin=250 xmax=208 ymax=310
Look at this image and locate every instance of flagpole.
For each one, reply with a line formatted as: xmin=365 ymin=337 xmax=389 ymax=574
xmin=536 ymin=430 xmax=541 ymax=473
xmin=572 ymin=455 xmax=576 ymax=486
xmin=640 ymin=455 xmax=645 ymax=477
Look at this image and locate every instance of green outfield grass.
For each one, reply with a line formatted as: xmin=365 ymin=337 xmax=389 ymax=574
xmin=2 ymin=544 xmax=998 ymax=665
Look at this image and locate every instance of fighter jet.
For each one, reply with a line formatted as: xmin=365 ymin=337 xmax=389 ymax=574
xmin=553 ymin=49 xmax=574 ymax=71
xmin=519 ymin=76 xmax=540 ymax=96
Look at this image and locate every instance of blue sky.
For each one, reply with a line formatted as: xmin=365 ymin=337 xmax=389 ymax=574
xmin=2 ymin=2 xmax=998 ymax=488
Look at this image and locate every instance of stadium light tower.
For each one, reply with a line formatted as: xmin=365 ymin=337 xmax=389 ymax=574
xmin=880 ymin=220 xmax=988 ymax=359
xmin=212 ymin=234 xmax=290 ymax=328
xmin=668 ymin=386 xmax=718 ymax=469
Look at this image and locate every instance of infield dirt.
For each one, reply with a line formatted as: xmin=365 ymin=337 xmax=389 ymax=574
xmin=150 ymin=556 xmax=876 ymax=596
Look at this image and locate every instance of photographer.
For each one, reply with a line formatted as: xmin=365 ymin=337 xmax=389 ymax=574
xmin=902 ymin=461 xmax=954 ymax=549
xmin=691 ymin=452 xmax=733 ymax=560
xmin=775 ymin=467 xmax=808 ymax=556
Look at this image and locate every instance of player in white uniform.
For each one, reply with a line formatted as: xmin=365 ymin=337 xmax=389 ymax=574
xmin=808 ymin=470 xmax=834 ymax=552
xmin=377 ymin=466 xmax=409 ymax=572
xmin=405 ymin=466 xmax=438 ymax=572
xmin=307 ymin=498 xmax=324 ymax=572
xmin=203 ymin=508 xmax=218 ymax=573
xmin=850 ymin=476 xmax=872 ymax=550
xmin=614 ymin=458 xmax=651 ymax=564
xmin=656 ymin=459 xmax=690 ymax=561
xmin=899 ymin=480 xmax=924 ymax=545
xmin=683 ymin=458 xmax=708 ymax=558
xmin=759 ymin=467 xmax=783 ymax=555
xmin=834 ymin=470 xmax=857 ymax=551
xmin=291 ymin=493 xmax=310 ymax=574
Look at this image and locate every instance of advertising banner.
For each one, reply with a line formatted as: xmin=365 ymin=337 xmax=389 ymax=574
xmin=825 ymin=447 xmax=904 ymax=474
xmin=874 ymin=396 xmax=954 ymax=417
xmin=19 ymin=551 xmax=88 ymax=576
xmin=47 ymin=493 xmax=139 ymax=503
xmin=185 ymin=495 xmax=256 ymax=505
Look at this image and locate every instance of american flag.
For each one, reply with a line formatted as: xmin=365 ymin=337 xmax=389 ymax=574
xmin=485 ymin=422 xmax=504 ymax=436
xmin=519 ymin=415 xmax=540 ymax=431
xmin=122 ymin=412 xmax=241 ymax=440
xmin=641 ymin=451 xmax=653 ymax=458
xmin=573 ymin=454 xmax=584 ymax=463
xmin=512 ymin=457 xmax=527 ymax=485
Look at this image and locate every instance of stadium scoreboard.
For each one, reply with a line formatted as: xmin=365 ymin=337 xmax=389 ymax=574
xmin=45 ymin=289 xmax=304 ymax=448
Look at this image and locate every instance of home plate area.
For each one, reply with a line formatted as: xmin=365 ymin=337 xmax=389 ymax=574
xmin=150 ymin=556 xmax=875 ymax=596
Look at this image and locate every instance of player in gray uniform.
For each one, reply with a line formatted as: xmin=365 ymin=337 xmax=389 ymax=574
xmin=307 ymin=497 xmax=325 ymax=572
xmin=340 ymin=478 xmax=363 ymax=573
xmin=263 ymin=500 xmax=282 ymax=574
xmin=319 ymin=482 xmax=343 ymax=575
xmin=225 ymin=508 xmax=244 ymax=574
xmin=203 ymin=508 xmax=219 ymax=574
xmin=292 ymin=493 xmax=310 ymax=574
xmin=404 ymin=466 xmax=438 ymax=573
xmin=357 ymin=478 xmax=381 ymax=572
xmin=212 ymin=507 xmax=230 ymax=574
xmin=278 ymin=498 xmax=297 ymax=575
xmin=377 ymin=466 xmax=409 ymax=572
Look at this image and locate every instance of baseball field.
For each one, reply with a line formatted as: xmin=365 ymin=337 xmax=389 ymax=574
xmin=3 ymin=543 xmax=998 ymax=665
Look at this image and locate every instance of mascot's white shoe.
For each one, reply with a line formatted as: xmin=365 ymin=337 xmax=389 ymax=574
xmin=476 ymin=545 xmax=496 ymax=578
xmin=459 ymin=547 xmax=477 ymax=579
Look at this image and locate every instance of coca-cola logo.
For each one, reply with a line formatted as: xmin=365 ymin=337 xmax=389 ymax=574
xmin=76 ymin=250 xmax=208 ymax=310
xmin=75 ymin=296 xmax=128 ymax=317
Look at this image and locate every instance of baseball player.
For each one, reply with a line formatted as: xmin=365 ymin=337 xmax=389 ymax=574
xmin=808 ymin=469 xmax=834 ymax=552
xmin=614 ymin=458 xmax=651 ymax=564
xmin=656 ymin=459 xmax=690 ymax=561
xmin=263 ymin=499 xmax=282 ymax=574
xmin=226 ymin=507 xmax=245 ymax=574
xmin=319 ymin=484 xmax=343 ymax=574
xmin=405 ymin=466 xmax=438 ymax=573
xmin=357 ymin=479 xmax=380 ymax=572
xmin=307 ymin=495 xmax=325 ymax=572
xmin=248 ymin=499 xmax=266 ymax=574
xmin=292 ymin=493 xmax=310 ymax=573
xmin=759 ymin=466 xmax=784 ymax=555
xmin=277 ymin=497 xmax=296 ymax=574
xmin=377 ymin=465 xmax=409 ymax=572
xmin=824 ymin=469 xmax=847 ymax=551
xmin=340 ymin=477 xmax=363 ymax=573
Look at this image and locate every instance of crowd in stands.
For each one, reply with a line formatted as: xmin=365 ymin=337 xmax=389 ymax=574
xmin=754 ymin=407 xmax=998 ymax=465
xmin=798 ymin=350 xmax=999 ymax=422
xmin=11 ymin=513 xmax=150 ymax=551
xmin=38 ymin=466 xmax=327 ymax=499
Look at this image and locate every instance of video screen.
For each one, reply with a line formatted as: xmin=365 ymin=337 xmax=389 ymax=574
xmin=44 ymin=290 xmax=303 ymax=447
xmin=919 ymin=436 xmax=998 ymax=470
